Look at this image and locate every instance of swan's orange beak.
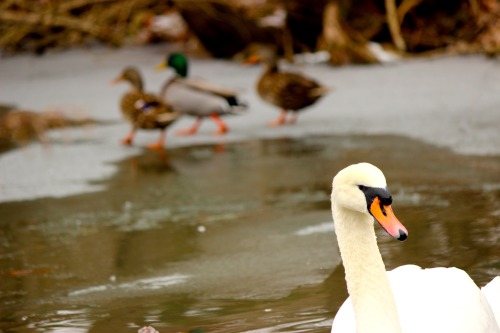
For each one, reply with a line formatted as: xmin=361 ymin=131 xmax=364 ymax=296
xmin=370 ymin=197 xmax=408 ymax=241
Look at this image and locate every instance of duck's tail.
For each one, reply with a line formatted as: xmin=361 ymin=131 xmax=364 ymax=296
xmin=311 ymin=85 xmax=331 ymax=98
xmin=225 ymin=96 xmax=248 ymax=114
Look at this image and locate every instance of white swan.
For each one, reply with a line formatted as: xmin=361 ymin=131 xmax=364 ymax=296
xmin=330 ymin=162 xmax=500 ymax=333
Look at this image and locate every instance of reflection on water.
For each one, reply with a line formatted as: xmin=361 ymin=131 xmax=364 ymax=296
xmin=0 ymin=135 xmax=499 ymax=332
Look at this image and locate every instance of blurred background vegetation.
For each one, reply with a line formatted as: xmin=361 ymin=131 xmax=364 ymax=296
xmin=1 ymin=0 xmax=499 ymax=63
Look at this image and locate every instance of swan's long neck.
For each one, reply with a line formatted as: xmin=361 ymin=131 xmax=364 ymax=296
xmin=333 ymin=203 xmax=403 ymax=333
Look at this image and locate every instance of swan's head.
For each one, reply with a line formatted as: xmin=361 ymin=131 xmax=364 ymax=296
xmin=332 ymin=162 xmax=408 ymax=241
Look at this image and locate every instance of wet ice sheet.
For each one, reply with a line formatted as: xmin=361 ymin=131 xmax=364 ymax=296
xmin=1 ymin=46 xmax=500 ymax=201
xmin=0 ymin=135 xmax=134 ymax=201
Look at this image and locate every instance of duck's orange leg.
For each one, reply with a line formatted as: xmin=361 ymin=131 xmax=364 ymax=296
xmin=176 ymin=117 xmax=202 ymax=136
xmin=122 ymin=129 xmax=136 ymax=145
xmin=210 ymin=114 xmax=228 ymax=136
xmin=147 ymin=129 xmax=166 ymax=150
xmin=267 ymin=110 xmax=287 ymax=127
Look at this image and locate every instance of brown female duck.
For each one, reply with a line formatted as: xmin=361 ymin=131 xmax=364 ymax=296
xmin=111 ymin=66 xmax=179 ymax=150
xmin=255 ymin=51 xmax=329 ymax=126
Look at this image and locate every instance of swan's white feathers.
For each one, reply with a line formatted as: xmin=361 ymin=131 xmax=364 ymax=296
xmin=332 ymin=163 xmax=387 ymax=215
xmin=389 ymin=266 xmax=498 ymax=333
xmin=331 ymin=296 xmax=355 ymax=333
xmin=482 ymin=276 xmax=500 ymax=324
xmin=331 ymin=163 xmax=500 ymax=333
xmin=333 ymin=265 xmax=500 ymax=333
xmin=333 ymin=162 xmax=387 ymax=189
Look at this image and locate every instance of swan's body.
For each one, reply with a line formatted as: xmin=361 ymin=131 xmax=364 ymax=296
xmin=330 ymin=163 xmax=499 ymax=333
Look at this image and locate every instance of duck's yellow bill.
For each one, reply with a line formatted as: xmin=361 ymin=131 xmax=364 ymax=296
xmin=109 ymin=77 xmax=122 ymax=85
xmin=155 ymin=62 xmax=167 ymax=72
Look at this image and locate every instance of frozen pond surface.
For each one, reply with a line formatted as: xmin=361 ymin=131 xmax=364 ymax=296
xmin=0 ymin=45 xmax=499 ymax=333
xmin=1 ymin=45 xmax=500 ymax=201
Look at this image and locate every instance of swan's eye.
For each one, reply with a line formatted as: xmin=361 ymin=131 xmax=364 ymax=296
xmin=359 ymin=185 xmax=393 ymax=211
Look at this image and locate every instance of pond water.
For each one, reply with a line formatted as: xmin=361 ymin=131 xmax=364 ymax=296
xmin=1 ymin=134 xmax=499 ymax=333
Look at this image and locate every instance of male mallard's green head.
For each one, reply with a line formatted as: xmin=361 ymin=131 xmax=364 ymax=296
xmin=167 ymin=52 xmax=189 ymax=78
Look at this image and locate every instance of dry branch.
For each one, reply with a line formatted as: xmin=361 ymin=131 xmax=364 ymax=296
xmin=0 ymin=10 xmax=105 ymax=37
xmin=59 ymin=0 xmax=118 ymax=12
xmin=320 ymin=1 xmax=378 ymax=64
xmin=397 ymin=0 xmax=424 ymax=23
xmin=385 ymin=0 xmax=406 ymax=52
xmin=1 ymin=0 xmax=499 ymax=61
xmin=0 ymin=0 xmax=170 ymax=54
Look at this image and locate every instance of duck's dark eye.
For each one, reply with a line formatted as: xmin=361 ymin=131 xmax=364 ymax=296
xmin=358 ymin=185 xmax=366 ymax=191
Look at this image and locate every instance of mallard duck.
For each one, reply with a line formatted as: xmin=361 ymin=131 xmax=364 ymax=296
xmin=156 ymin=52 xmax=247 ymax=136
xmin=254 ymin=49 xmax=329 ymax=126
xmin=111 ymin=66 xmax=179 ymax=150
